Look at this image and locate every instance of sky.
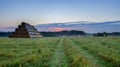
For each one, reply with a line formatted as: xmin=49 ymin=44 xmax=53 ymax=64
xmin=0 ymin=0 xmax=120 ymax=28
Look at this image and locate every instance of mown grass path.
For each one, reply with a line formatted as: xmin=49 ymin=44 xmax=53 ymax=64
xmin=50 ymin=38 xmax=69 ymax=67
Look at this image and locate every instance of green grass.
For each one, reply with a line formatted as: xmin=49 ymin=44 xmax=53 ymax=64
xmin=0 ymin=37 xmax=120 ymax=67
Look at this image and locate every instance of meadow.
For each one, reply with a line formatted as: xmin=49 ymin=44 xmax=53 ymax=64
xmin=0 ymin=37 xmax=120 ymax=67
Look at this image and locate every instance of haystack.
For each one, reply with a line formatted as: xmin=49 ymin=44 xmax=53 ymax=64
xmin=9 ymin=22 xmax=42 ymax=38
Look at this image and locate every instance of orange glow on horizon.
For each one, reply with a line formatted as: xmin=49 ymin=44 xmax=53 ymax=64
xmin=53 ymin=27 xmax=66 ymax=32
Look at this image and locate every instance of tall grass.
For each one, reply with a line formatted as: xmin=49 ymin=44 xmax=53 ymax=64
xmin=0 ymin=37 xmax=120 ymax=67
xmin=71 ymin=37 xmax=120 ymax=67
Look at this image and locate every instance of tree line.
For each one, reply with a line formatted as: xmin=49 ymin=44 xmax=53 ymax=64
xmin=0 ymin=31 xmax=120 ymax=37
xmin=0 ymin=30 xmax=85 ymax=37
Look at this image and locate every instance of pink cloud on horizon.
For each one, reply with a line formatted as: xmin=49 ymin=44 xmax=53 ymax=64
xmin=48 ymin=27 xmax=68 ymax=32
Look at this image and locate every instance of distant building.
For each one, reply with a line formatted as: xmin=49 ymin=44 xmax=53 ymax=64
xmin=9 ymin=22 xmax=43 ymax=38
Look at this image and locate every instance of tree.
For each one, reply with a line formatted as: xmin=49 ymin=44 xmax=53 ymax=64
xmin=103 ymin=32 xmax=107 ymax=37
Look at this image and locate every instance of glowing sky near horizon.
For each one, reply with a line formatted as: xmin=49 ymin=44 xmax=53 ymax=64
xmin=0 ymin=0 xmax=120 ymax=28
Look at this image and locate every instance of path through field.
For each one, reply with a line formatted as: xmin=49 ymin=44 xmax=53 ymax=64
xmin=0 ymin=37 xmax=120 ymax=67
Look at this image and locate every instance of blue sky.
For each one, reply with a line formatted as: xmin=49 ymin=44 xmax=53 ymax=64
xmin=0 ymin=0 xmax=120 ymax=28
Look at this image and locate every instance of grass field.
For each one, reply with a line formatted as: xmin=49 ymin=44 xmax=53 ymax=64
xmin=0 ymin=37 xmax=120 ymax=67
